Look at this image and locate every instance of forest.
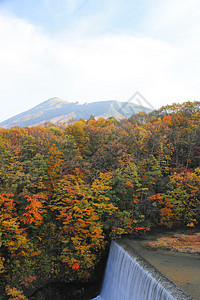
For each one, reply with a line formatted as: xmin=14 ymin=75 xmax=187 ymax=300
xmin=0 ymin=101 xmax=200 ymax=299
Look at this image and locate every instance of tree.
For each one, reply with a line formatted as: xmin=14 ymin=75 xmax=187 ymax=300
xmin=50 ymin=171 xmax=115 ymax=279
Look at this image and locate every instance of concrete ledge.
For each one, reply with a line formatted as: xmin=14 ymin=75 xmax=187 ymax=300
xmin=116 ymin=239 xmax=192 ymax=300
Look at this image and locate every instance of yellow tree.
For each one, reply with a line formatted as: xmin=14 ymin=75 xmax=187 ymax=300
xmin=50 ymin=171 xmax=116 ymax=279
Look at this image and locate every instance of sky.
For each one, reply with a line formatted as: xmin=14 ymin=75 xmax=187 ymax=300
xmin=0 ymin=0 xmax=200 ymax=122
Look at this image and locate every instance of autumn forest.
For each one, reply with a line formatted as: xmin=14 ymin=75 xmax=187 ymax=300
xmin=0 ymin=101 xmax=200 ymax=299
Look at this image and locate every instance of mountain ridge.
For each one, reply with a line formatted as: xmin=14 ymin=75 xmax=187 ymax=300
xmin=0 ymin=97 xmax=152 ymax=128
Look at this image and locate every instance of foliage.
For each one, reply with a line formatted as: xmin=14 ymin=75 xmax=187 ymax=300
xmin=0 ymin=101 xmax=200 ymax=296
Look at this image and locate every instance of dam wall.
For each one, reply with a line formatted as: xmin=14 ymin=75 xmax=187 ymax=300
xmin=92 ymin=240 xmax=192 ymax=300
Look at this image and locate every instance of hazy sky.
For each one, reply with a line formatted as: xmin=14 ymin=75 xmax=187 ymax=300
xmin=0 ymin=0 xmax=199 ymax=122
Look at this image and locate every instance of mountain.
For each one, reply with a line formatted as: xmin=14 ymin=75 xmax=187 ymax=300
xmin=0 ymin=97 xmax=152 ymax=128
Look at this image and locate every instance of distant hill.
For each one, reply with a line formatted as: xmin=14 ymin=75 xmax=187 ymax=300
xmin=0 ymin=97 xmax=152 ymax=128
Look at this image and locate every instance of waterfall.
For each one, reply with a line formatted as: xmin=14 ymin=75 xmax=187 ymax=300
xmin=92 ymin=241 xmax=191 ymax=300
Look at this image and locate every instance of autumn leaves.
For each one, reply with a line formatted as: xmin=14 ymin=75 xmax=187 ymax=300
xmin=0 ymin=101 xmax=200 ymax=298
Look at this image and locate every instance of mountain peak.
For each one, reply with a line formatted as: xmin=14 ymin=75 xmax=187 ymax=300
xmin=46 ymin=97 xmax=69 ymax=104
xmin=0 ymin=98 xmax=152 ymax=128
xmin=36 ymin=97 xmax=69 ymax=108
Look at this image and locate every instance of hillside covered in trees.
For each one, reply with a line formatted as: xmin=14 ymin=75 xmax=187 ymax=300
xmin=0 ymin=101 xmax=200 ymax=299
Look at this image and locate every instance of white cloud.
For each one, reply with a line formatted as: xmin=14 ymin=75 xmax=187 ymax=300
xmin=59 ymin=35 xmax=176 ymax=105
xmin=0 ymin=6 xmax=200 ymax=123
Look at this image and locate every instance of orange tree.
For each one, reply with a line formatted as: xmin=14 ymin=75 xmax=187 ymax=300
xmin=147 ymin=169 xmax=200 ymax=228
xmin=0 ymin=193 xmax=46 ymax=292
xmin=164 ymin=169 xmax=200 ymax=227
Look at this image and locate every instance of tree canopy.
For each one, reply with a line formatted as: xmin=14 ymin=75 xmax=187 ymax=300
xmin=0 ymin=101 xmax=200 ymax=298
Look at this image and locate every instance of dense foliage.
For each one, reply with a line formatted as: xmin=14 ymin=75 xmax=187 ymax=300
xmin=0 ymin=101 xmax=200 ymax=298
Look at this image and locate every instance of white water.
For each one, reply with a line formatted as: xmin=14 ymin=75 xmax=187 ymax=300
xmin=92 ymin=241 xmax=189 ymax=300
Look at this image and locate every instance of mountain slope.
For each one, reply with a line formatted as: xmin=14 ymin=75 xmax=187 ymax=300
xmin=0 ymin=97 xmax=152 ymax=128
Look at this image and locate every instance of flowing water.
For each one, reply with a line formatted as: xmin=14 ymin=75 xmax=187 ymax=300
xmin=92 ymin=241 xmax=191 ymax=300
xmin=124 ymin=238 xmax=200 ymax=300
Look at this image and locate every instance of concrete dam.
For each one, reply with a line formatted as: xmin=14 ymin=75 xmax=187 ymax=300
xmin=92 ymin=240 xmax=192 ymax=300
